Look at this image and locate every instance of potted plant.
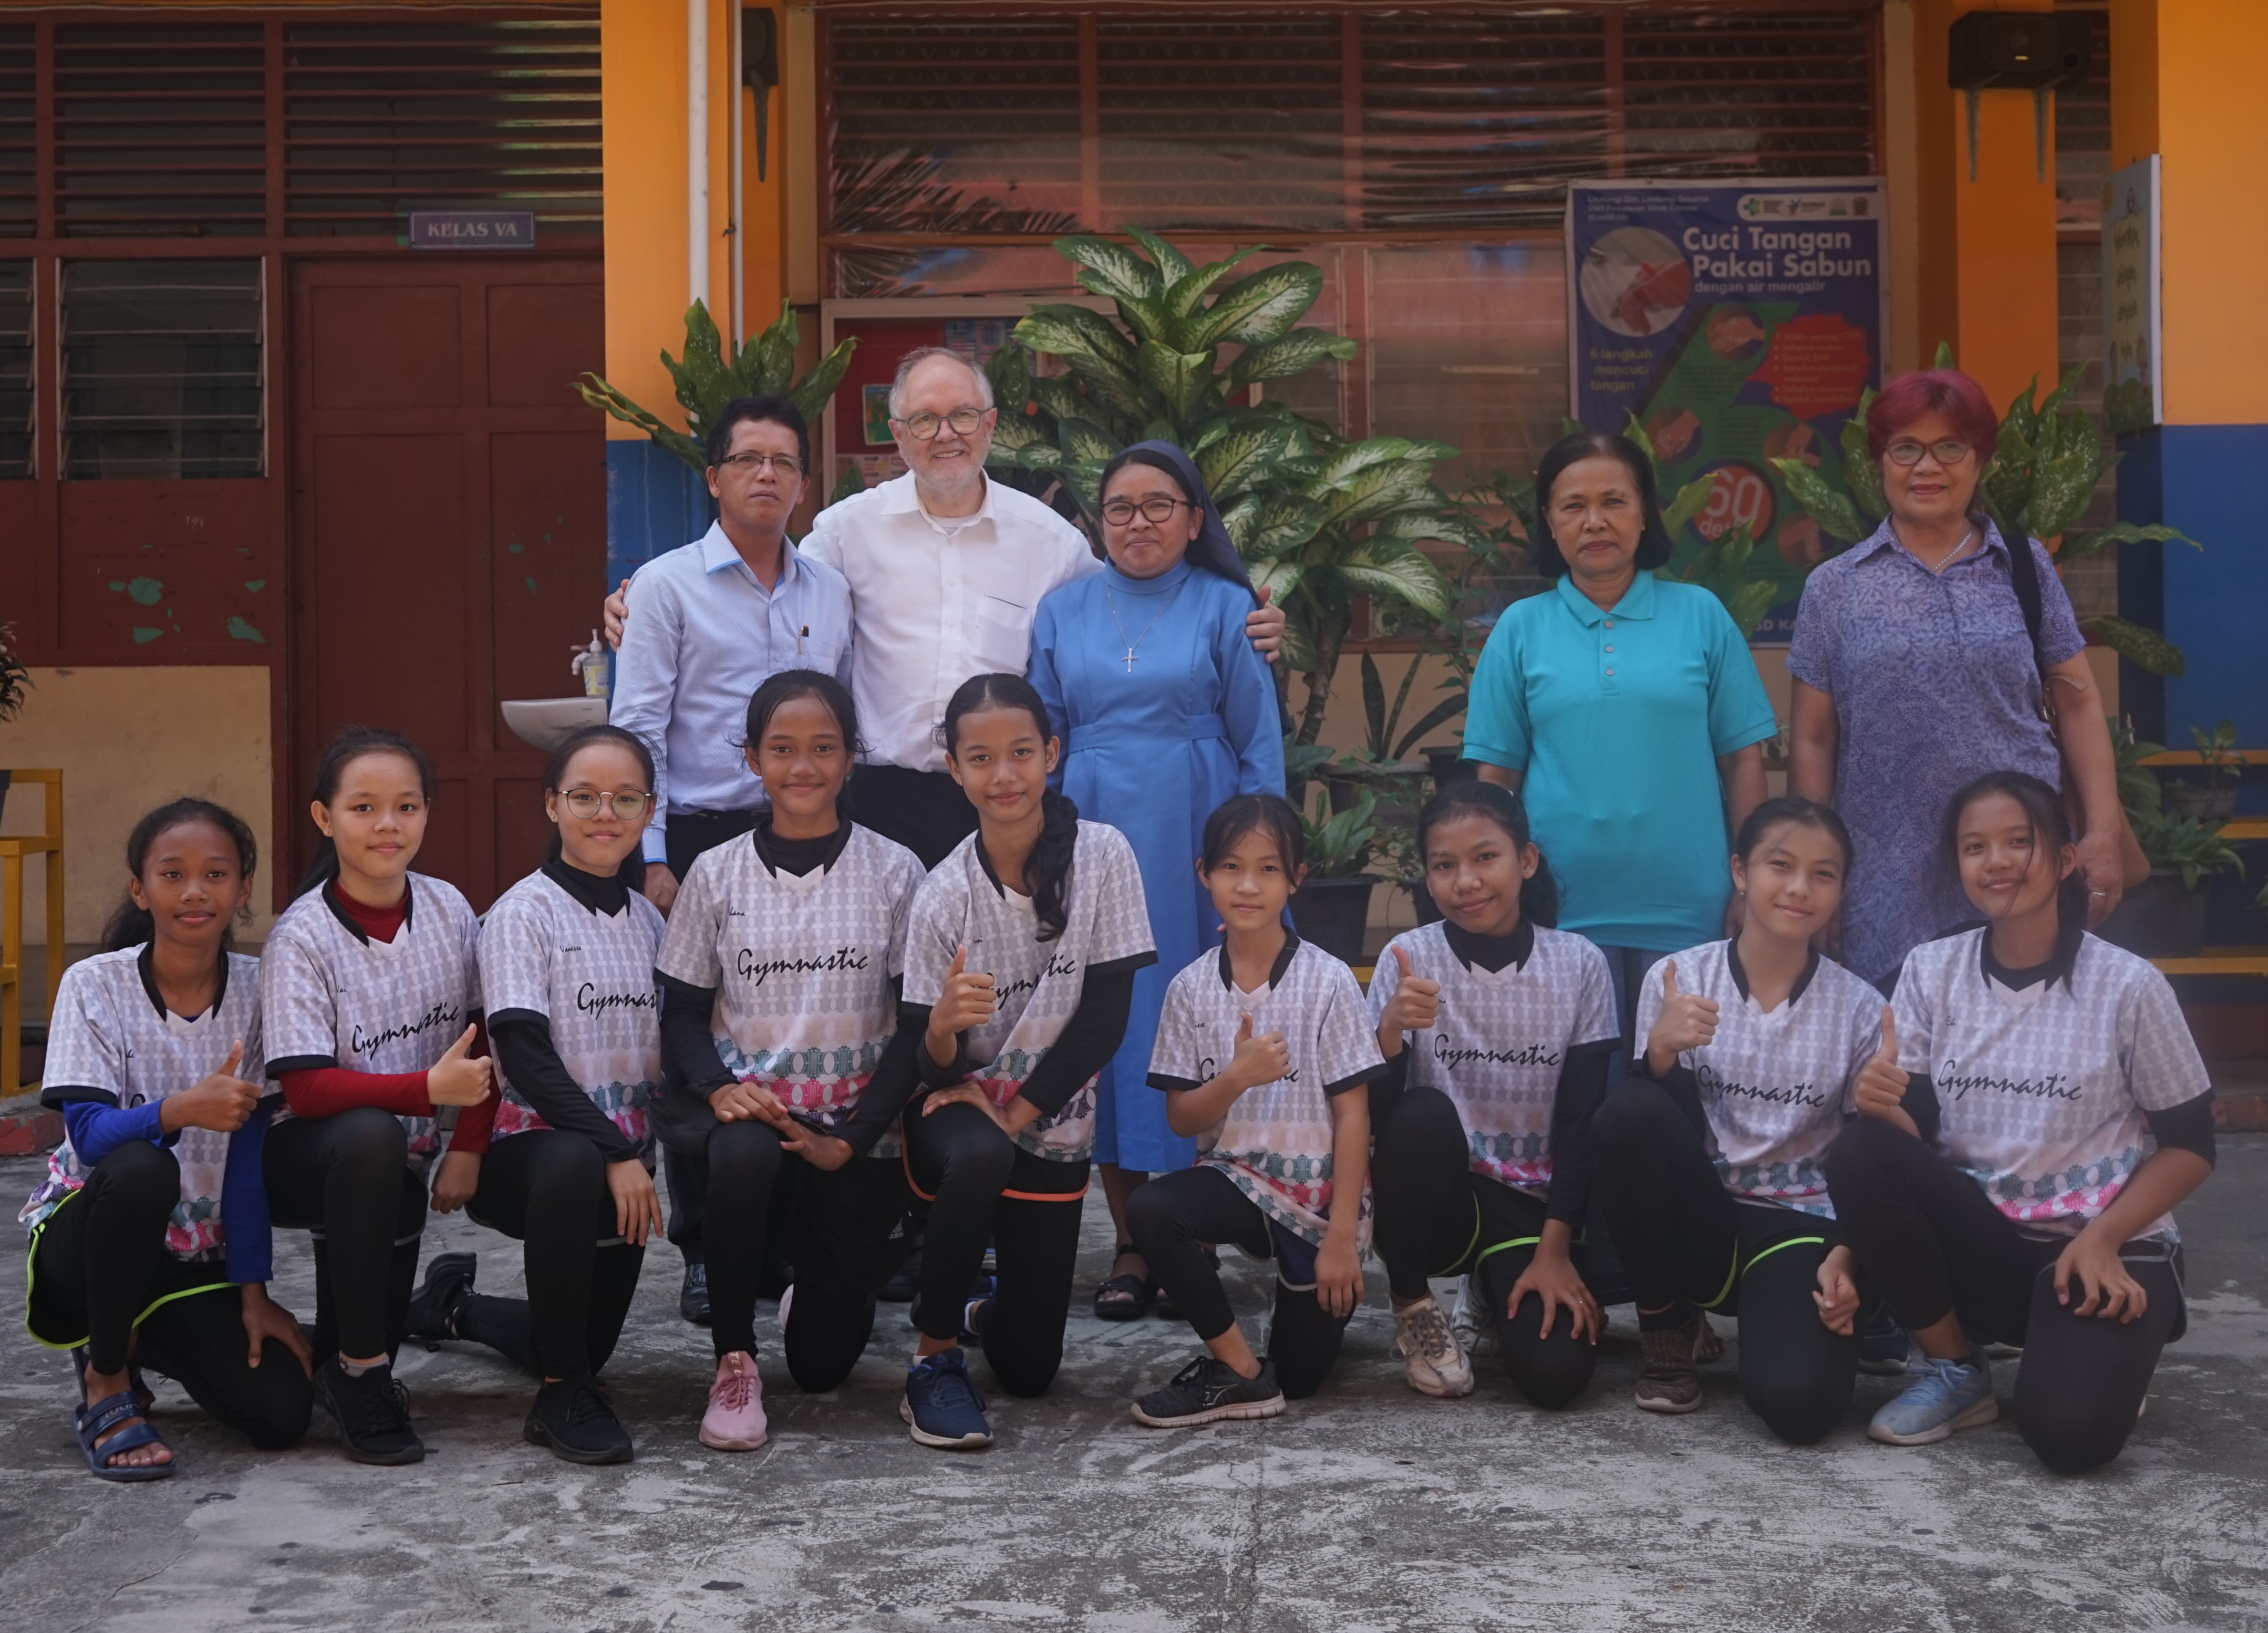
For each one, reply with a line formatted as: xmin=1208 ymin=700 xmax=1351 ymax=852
xmin=1289 ymin=789 xmax=1380 ymax=964
xmin=0 ymin=619 xmax=30 ymax=808
xmin=2098 ymin=811 xmax=2244 ymax=958
xmin=2167 ymin=718 xmax=2243 ymax=823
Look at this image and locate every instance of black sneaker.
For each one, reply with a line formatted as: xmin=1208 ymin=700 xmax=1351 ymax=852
xmin=1132 ymin=1356 xmax=1285 ymax=1429
xmin=405 ymin=1252 xmax=477 ymax=1347
xmin=679 ymin=1261 xmax=712 ymax=1326
xmin=314 ymin=1356 xmax=424 ymax=1465
xmin=524 ymin=1376 xmax=634 ymax=1465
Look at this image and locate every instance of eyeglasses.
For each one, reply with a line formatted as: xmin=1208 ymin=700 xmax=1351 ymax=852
xmin=1100 ymin=497 xmax=1195 ymax=526
xmin=891 ymin=407 xmax=989 ymax=441
xmin=716 ymin=451 xmax=803 ymax=477
xmin=556 ymin=789 xmax=652 ymax=819
xmin=1884 ymin=438 xmax=1973 ymax=467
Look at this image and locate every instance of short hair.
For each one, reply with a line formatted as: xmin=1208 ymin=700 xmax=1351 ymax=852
xmin=888 ymin=347 xmax=993 ymax=419
xmin=1529 ymin=429 xmax=1675 ymax=578
xmin=1865 ymin=369 xmax=1999 ymax=464
xmin=705 ymin=393 xmax=811 ymax=473
xmin=1199 ymin=793 xmax=1305 ymax=876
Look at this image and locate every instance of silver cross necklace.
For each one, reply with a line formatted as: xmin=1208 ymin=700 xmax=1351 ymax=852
xmin=1104 ymin=580 xmax=1185 ymax=672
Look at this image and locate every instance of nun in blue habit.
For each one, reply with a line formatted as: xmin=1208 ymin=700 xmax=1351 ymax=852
xmin=1027 ymin=440 xmax=1285 ymax=1318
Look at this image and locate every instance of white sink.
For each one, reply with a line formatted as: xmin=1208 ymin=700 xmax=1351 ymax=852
xmin=500 ymin=696 xmax=609 ymax=752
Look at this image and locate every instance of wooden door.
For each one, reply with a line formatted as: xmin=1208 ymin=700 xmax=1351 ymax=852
xmin=288 ymin=257 xmax=605 ymax=909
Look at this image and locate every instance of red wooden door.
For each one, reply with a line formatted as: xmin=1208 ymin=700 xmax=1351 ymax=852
xmin=289 ymin=257 xmax=605 ymax=908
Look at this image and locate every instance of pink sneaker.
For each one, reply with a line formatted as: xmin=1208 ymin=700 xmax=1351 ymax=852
xmin=699 ymin=1352 xmax=768 ymax=1451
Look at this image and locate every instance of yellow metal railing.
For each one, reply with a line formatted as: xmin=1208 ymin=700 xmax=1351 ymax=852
xmin=1 ymin=769 xmax=65 ymax=1098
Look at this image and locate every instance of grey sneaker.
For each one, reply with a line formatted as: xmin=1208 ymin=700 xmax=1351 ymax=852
xmin=1132 ymin=1356 xmax=1285 ymax=1429
xmin=1635 ymin=1316 xmax=1704 ymax=1414
xmin=1449 ymin=1274 xmax=1497 ymax=1358
xmin=1393 ymin=1294 xmax=1475 ymax=1398
xmin=1868 ymin=1351 xmax=1998 ymax=1446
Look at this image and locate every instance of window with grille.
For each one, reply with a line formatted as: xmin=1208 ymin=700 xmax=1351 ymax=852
xmin=0 ymin=25 xmax=30 ymax=239
xmin=0 ymin=261 xmax=28 ymax=477
xmin=60 ymin=260 xmax=263 ymax=480
xmin=55 ymin=24 xmax=268 ymax=239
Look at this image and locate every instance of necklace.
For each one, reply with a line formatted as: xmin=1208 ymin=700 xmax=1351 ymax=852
xmin=1912 ymin=522 xmax=1979 ymax=574
xmin=1103 ymin=581 xmax=1184 ymax=672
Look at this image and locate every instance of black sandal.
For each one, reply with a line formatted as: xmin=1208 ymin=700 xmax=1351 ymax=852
xmin=1093 ymin=1245 xmax=1156 ymax=1322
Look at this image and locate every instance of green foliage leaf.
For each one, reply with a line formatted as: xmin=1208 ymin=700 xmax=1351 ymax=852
xmin=1334 ymin=538 xmax=1453 ymax=621
xmin=2057 ymin=521 xmax=2203 ymax=567
xmin=1224 ymin=330 xmax=1356 ymax=393
xmin=665 ymin=302 xmax=731 ymax=428
xmin=1839 ymin=389 xmax=1886 ymax=520
xmin=1136 ymin=339 xmax=1218 ymax=423
xmin=1661 ymin=472 xmax=1716 ymax=539
xmin=987 ymin=410 xmax=1051 ymax=456
xmin=2080 ymin=615 xmax=2187 ymax=677
xmin=786 ymin=337 xmax=857 ymax=426
xmin=1028 ymin=375 xmax=1089 ymax=424
xmin=1016 ymin=304 xmax=1142 ymax=374
xmin=746 ymin=301 xmax=799 ymax=395
xmin=1056 ymin=417 xmax=1121 ymax=467
xmin=1053 ymin=234 xmax=1162 ymax=303
xmin=1123 ymin=228 xmax=1194 ymax=289
xmin=827 ymin=460 xmax=866 ymax=505
xmin=1250 ymin=494 xmax=1328 ymax=559
xmin=1190 ymin=263 xmax=1323 ymax=349
xmin=2026 ymin=430 xmax=2103 ymax=541
xmin=1114 ymin=295 xmax=1179 ymax=347
xmin=1393 ymin=693 xmax=1468 ymax=761
xmin=985 ymin=340 xmax=1034 ymax=418
xmin=574 ymin=375 xmax=708 ymax=471
xmin=1931 ymin=340 xmax=1956 ymax=370
xmin=1196 ymin=421 xmax=1300 ymax=501
xmin=1164 ymin=246 xmax=1262 ymax=325
xmin=1770 ymin=457 xmax=1868 ymax=543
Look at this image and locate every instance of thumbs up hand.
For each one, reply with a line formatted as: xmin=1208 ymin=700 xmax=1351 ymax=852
xmin=1852 ymin=1006 xmax=1910 ymax=1121
xmin=426 ymin=1024 xmax=495 ymax=1108
xmin=1378 ymin=944 xmax=1442 ymax=1046
xmin=1643 ymin=959 xmax=1720 ymax=1076
xmin=1226 ymin=1012 xmax=1292 ymax=1093
xmin=929 ymin=943 xmax=998 ymax=1040
xmin=166 ymin=1040 xmax=264 ymax=1134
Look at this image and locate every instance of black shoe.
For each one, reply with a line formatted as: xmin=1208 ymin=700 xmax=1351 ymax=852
xmin=680 ymin=1261 xmax=712 ymax=1326
xmin=1132 ymin=1356 xmax=1285 ymax=1429
xmin=406 ymin=1252 xmax=477 ymax=1348
xmin=878 ymin=1246 xmax=923 ymax=1304
xmin=757 ymin=1256 xmax=794 ymax=1303
xmin=524 ymin=1376 xmax=634 ymax=1465
xmin=314 ymin=1356 xmax=424 ymax=1465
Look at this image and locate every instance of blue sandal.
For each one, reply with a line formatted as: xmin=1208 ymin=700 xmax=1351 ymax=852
xmin=75 ymin=1390 xmax=175 ymax=1482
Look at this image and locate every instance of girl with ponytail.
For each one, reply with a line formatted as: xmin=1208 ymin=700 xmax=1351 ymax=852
xmin=893 ymin=673 xmax=1157 ymax=1448
xmin=1363 ymin=780 xmax=1621 ymax=1409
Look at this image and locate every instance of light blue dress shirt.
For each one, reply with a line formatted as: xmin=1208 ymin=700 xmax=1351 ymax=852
xmin=608 ymin=523 xmax=854 ymax=864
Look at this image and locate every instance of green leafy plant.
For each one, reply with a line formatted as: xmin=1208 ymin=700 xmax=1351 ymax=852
xmin=1769 ymin=342 xmax=2200 ymax=677
xmin=987 ymin=230 xmax=1488 ymax=747
xmin=575 ymin=300 xmax=856 ymax=473
xmin=1299 ymin=788 xmax=1381 ymax=879
xmin=2187 ymin=718 xmax=2245 ymax=790
xmin=2111 ymin=717 xmax=2167 ymax=825
xmin=2133 ymin=809 xmax=2244 ymax=893
xmin=0 ymin=621 xmax=29 ymax=724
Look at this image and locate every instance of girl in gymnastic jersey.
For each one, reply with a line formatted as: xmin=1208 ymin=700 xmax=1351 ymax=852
xmin=896 ymin=673 xmax=1155 ymax=1450
xmin=24 ymin=799 xmax=312 ymax=1479
xmin=1127 ymin=793 xmax=1382 ymax=1427
xmin=1364 ymin=780 xmax=1621 ymax=1408
xmin=403 ymin=724 xmax=665 ymax=1464
xmin=1827 ymin=771 xmax=2215 ymax=1472
xmin=260 ymin=727 xmax=492 ymax=1465
xmin=1590 ymin=796 xmax=1883 ymax=1435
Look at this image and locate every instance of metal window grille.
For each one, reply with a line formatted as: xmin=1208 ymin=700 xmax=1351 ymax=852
xmin=0 ymin=261 xmax=29 ymax=477
xmin=55 ymin=24 xmax=267 ymax=239
xmin=0 ymin=25 xmax=30 ymax=239
xmin=59 ymin=259 xmax=263 ymax=479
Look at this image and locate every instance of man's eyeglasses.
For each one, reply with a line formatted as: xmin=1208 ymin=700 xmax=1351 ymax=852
xmin=556 ymin=789 xmax=653 ymax=819
xmin=1884 ymin=439 xmax=1973 ymax=468
xmin=716 ymin=451 xmax=803 ymax=477
xmin=891 ymin=407 xmax=990 ymax=441
xmin=1100 ymin=497 xmax=1195 ymax=526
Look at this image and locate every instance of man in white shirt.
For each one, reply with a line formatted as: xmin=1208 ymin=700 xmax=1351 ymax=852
xmin=606 ymin=347 xmax=1282 ymax=866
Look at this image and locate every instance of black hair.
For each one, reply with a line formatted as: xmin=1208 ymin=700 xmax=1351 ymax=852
xmin=295 ymin=726 xmax=435 ymax=897
xmin=544 ymin=724 xmax=656 ymax=891
xmin=1941 ymin=770 xmax=2087 ymax=985
xmin=1734 ymin=795 xmax=1855 ymax=873
xmin=743 ymin=668 xmax=864 ymax=764
xmin=1528 ymin=429 xmax=1676 ymax=579
xmin=1099 ymin=447 xmax=1193 ymax=508
xmin=1415 ymin=780 xmax=1559 ymax=929
xmin=705 ymin=392 xmax=811 ymax=474
xmin=1199 ymin=793 xmax=1304 ymax=877
xmin=102 ymin=798 xmax=259 ymax=953
xmin=940 ymin=672 xmax=1078 ymax=943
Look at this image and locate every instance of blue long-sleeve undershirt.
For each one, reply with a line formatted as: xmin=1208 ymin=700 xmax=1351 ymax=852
xmin=57 ymin=1097 xmax=274 ymax=1285
xmin=60 ymin=1098 xmax=166 ymax=1166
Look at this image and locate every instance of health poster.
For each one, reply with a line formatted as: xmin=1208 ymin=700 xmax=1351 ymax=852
xmin=1567 ymin=179 xmax=1887 ymax=643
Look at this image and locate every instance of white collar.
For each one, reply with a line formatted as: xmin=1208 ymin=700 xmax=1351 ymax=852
xmin=879 ymin=469 xmax=996 ymax=533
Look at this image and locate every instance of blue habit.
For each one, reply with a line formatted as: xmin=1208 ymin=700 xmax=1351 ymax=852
xmin=1029 ymin=556 xmax=1284 ymax=1172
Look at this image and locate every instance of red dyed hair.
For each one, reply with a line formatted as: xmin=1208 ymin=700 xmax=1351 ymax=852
xmin=1865 ymin=369 xmax=1999 ymax=463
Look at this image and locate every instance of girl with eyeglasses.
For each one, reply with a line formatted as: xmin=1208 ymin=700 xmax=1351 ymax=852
xmin=402 ymin=725 xmax=665 ymax=1464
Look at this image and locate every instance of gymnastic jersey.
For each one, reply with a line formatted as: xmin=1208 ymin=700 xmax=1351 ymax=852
xmin=655 ymin=823 xmax=925 ymax=1153
xmin=1892 ymin=928 xmax=2210 ymax=1237
xmin=1149 ymin=934 xmax=1384 ymax=1248
xmin=21 ymin=946 xmax=267 ymax=1259
xmin=1368 ymin=920 xmax=1617 ymax=1197
xmin=1634 ymin=938 xmax=1882 ymax=1218
xmin=481 ymin=867 xmax=665 ymax=1148
xmin=260 ymin=874 xmax=483 ymax=1161
xmin=903 ymin=820 xmax=1155 ymax=1163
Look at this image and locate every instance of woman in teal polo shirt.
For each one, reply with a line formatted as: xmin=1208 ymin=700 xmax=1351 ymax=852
xmin=1464 ymin=430 xmax=1776 ymax=1077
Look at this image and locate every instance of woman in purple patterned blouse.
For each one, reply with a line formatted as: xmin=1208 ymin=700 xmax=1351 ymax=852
xmin=1785 ymin=368 xmax=2126 ymax=992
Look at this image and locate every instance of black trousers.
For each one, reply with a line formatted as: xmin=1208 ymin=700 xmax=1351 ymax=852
xmin=1590 ymin=1077 xmax=1859 ymax=1444
xmin=1368 ymin=1083 xmax=1597 ymax=1409
xmin=845 ymin=764 xmax=979 ymax=871
xmin=660 ymin=808 xmax=762 ymax=1261
xmin=1126 ymin=1164 xmax=1352 ymax=1401
xmin=902 ymin=1099 xmax=1086 ymax=1398
xmin=457 ymin=1129 xmax=645 ymax=1380
xmin=265 ymin=1108 xmax=428 ymax=1362
xmin=1826 ymin=1117 xmax=2184 ymax=1474
xmin=27 ymin=1143 xmax=311 ymax=1449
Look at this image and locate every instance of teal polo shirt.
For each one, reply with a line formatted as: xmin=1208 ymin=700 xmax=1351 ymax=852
xmin=1462 ymin=572 xmax=1778 ymax=951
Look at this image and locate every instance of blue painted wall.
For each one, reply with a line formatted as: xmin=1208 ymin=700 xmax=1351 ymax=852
xmin=605 ymin=439 xmax=716 ymax=592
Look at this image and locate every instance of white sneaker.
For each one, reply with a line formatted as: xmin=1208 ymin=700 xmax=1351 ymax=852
xmin=1393 ymin=1294 xmax=1475 ymax=1398
xmin=1450 ymin=1274 xmax=1497 ymax=1358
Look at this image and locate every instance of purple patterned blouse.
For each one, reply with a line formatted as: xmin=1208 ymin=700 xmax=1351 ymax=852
xmin=1785 ymin=517 xmax=2084 ymax=984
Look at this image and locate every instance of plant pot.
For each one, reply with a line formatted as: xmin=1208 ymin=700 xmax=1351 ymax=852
xmin=1288 ymin=875 xmax=1375 ymax=964
xmin=2166 ymin=784 xmax=2237 ymax=823
xmin=1324 ymin=771 xmax=1368 ymax=815
xmin=2095 ymin=869 xmax=2210 ymax=958
xmin=1405 ymin=878 xmax=1444 ymax=926
xmin=1423 ymin=746 xmax=1475 ymax=790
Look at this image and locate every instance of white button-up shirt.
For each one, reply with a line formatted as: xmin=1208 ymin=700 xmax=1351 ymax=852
xmin=609 ymin=523 xmax=854 ymax=863
xmin=803 ymin=471 xmax=1099 ymax=773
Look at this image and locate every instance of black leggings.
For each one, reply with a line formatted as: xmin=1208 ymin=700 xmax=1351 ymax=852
xmin=1369 ymin=1084 xmax=1596 ymax=1409
xmin=457 ymin=1130 xmax=644 ymax=1381
xmin=1590 ymin=1077 xmax=1858 ymax=1443
xmin=1826 ymin=1116 xmax=2183 ymax=1474
xmin=27 ymin=1143 xmax=312 ymax=1449
xmin=903 ymin=1099 xmax=1085 ymax=1398
xmin=1126 ymin=1164 xmax=1351 ymax=1401
xmin=265 ymin=1108 xmax=428 ymax=1362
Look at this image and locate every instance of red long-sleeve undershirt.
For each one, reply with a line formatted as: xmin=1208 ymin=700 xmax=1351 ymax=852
xmin=278 ymin=887 xmax=496 ymax=1154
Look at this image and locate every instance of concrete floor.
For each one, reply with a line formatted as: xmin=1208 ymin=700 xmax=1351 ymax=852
xmin=3 ymin=1142 xmax=2264 ymax=1633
